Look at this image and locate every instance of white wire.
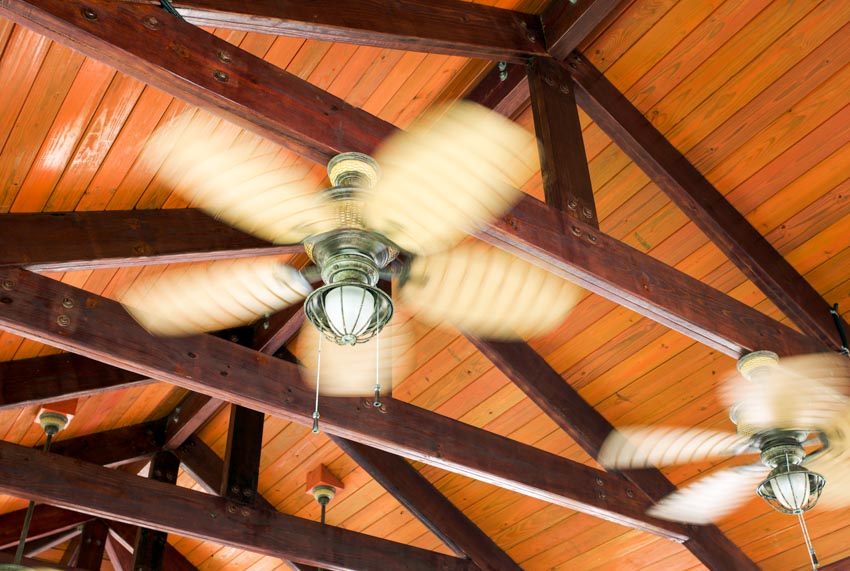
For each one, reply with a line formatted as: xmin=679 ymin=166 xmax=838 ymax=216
xmin=312 ymin=332 xmax=323 ymax=433
xmin=797 ymin=511 xmax=819 ymax=570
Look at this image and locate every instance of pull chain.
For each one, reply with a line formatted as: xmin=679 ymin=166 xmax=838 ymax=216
xmin=373 ymin=305 xmax=382 ymax=408
xmin=312 ymin=332 xmax=323 ymax=433
xmin=797 ymin=511 xmax=819 ymax=569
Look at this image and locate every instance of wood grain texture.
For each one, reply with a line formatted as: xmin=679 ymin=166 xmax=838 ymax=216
xmin=0 ymin=352 xmax=149 ymax=409
xmin=480 ymin=195 xmax=824 ymax=357
xmin=566 ymin=51 xmax=847 ymax=351
xmin=0 ymin=439 xmax=474 ymax=571
xmin=0 ymin=210 xmax=301 ymax=272
xmin=0 ymin=504 xmax=93 ymax=549
xmin=527 ymin=56 xmax=596 ymax=221
xmin=333 ymin=437 xmax=522 ymax=571
xmin=124 ymin=0 xmax=546 ymax=62
xmin=0 ymin=268 xmax=689 ymax=541
xmin=0 ymin=0 xmax=396 ymax=163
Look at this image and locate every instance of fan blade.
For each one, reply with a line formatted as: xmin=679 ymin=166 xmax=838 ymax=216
xmin=804 ymin=409 xmax=850 ymax=509
xmin=296 ymin=319 xmax=414 ymax=396
xmin=120 ymin=258 xmax=312 ymax=336
xmin=142 ymin=111 xmax=336 ymax=244
xmin=364 ymin=102 xmax=537 ymax=255
xmin=722 ymin=353 xmax=850 ymax=433
xmin=648 ymin=465 xmax=768 ymax=524
xmin=598 ymin=426 xmax=752 ymax=469
xmin=398 ymin=242 xmax=580 ymax=339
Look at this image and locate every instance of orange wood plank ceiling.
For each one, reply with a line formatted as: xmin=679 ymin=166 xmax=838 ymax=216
xmin=0 ymin=0 xmax=846 ymax=569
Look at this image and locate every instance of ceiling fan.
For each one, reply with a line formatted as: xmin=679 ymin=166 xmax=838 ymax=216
xmin=119 ymin=102 xmax=581 ymax=398
xmin=599 ymin=350 xmax=850 ymax=568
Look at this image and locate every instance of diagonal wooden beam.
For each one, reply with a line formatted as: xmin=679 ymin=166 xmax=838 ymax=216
xmin=333 ymin=437 xmax=521 ymax=571
xmin=541 ymin=0 xmax=625 ymax=60
xmin=479 ymin=195 xmax=823 ymax=357
xmin=0 ymin=0 xmax=395 ymax=164
xmin=565 ymin=52 xmax=847 ymax=351
xmin=123 ymin=0 xmax=545 ymax=62
xmin=0 ymin=268 xmax=690 ymax=540
xmin=105 ymin=531 xmax=133 ymax=571
xmin=0 ymin=353 xmax=150 ymax=410
xmin=0 ymin=440 xmax=474 ymax=571
xmin=108 ymin=521 xmax=203 ymax=571
xmin=0 ymin=209 xmax=299 ymax=272
xmin=49 ymin=420 xmax=164 ymax=467
xmin=6 ymin=527 xmax=81 ymax=559
xmin=0 ymin=551 xmax=80 ymax=569
xmin=469 ymin=337 xmax=759 ymax=571
xmin=0 ymin=505 xmax=93 ymax=550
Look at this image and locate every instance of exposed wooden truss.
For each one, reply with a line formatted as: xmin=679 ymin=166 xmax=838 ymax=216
xmin=0 ymin=0 xmax=842 ymax=569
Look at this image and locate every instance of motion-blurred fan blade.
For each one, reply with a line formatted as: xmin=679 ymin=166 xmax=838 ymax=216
xmin=364 ymin=102 xmax=537 ymax=255
xmin=722 ymin=353 xmax=850 ymax=433
xmin=648 ymin=465 xmax=768 ymax=524
xmin=141 ymin=112 xmax=336 ymax=244
xmin=399 ymin=242 xmax=580 ymax=339
xmin=598 ymin=426 xmax=752 ymax=469
xmin=120 ymin=258 xmax=312 ymax=336
xmin=297 ymin=319 xmax=414 ymax=396
xmin=804 ymin=409 xmax=850 ymax=509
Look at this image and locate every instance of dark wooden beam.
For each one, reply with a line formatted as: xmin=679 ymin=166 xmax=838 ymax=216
xmin=333 ymin=437 xmax=520 ymax=571
xmin=162 ymin=392 xmax=223 ymax=451
xmin=0 ymin=353 xmax=149 ymax=410
xmin=0 ymin=505 xmax=92 ymax=550
xmin=13 ymin=528 xmax=81 ymax=558
xmin=818 ymin=555 xmax=850 ymax=570
xmin=465 ymin=62 xmax=529 ymax=119
xmin=133 ymin=451 xmax=180 ymax=571
xmin=76 ymin=519 xmax=109 ymax=570
xmin=0 ymin=268 xmax=690 ymax=540
xmin=0 ymin=551 xmax=79 ymax=569
xmin=469 ymin=337 xmax=758 ymax=571
xmin=0 ymin=0 xmax=396 ymax=164
xmin=565 ymin=52 xmax=847 ymax=351
xmin=527 ymin=56 xmax=596 ymax=222
xmin=49 ymin=420 xmax=164 ymax=467
xmin=220 ymin=405 xmax=265 ymax=503
xmin=59 ymin=534 xmax=81 ymax=566
xmin=125 ymin=0 xmax=545 ymax=62
xmin=105 ymin=532 xmax=133 ymax=571
xmin=0 ymin=209 xmax=299 ymax=272
xmin=0 ymin=441 xmax=474 ymax=571
xmin=542 ymin=0 xmax=625 ymax=60
xmin=110 ymin=521 xmax=199 ymax=571
xmin=479 ymin=195 xmax=825 ymax=357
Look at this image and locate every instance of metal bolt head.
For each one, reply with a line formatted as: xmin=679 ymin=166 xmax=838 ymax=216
xmin=217 ymin=50 xmax=232 ymax=64
xmin=62 ymin=296 xmax=74 ymax=309
xmin=227 ymin=504 xmax=237 ymax=514
xmin=1 ymin=279 xmax=13 ymax=290
xmin=213 ymin=69 xmax=229 ymax=83
xmin=582 ymin=207 xmax=594 ymax=220
xmin=595 ymin=477 xmax=604 ymax=486
xmin=240 ymin=507 xmax=250 ymax=517
xmin=81 ymin=6 xmax=98 ymax=20
xmin=142 ymin=15 xmax=160 ymax=29
xmin=56 ymin=315 xmax=71 ymax=327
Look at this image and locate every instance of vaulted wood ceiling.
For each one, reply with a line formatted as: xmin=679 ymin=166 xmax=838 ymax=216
xmin=0 ymin=0 xmax=847 ymax=569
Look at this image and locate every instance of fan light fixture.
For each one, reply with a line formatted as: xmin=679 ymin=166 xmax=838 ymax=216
xmin=303 ymin=153 xmax=395 ymax=346
xmin=758 ymin=460 xmax=825 ymax=514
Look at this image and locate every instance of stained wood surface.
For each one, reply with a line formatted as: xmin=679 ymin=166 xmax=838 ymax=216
xmin=0 ymin=0 xmax=846 ymax=569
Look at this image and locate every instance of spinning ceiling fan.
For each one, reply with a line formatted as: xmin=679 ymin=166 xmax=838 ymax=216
xmin=599 ymin=351 xmax=850 ymax=568
xmin=119 ymin=102 xmax=581 ymax=398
